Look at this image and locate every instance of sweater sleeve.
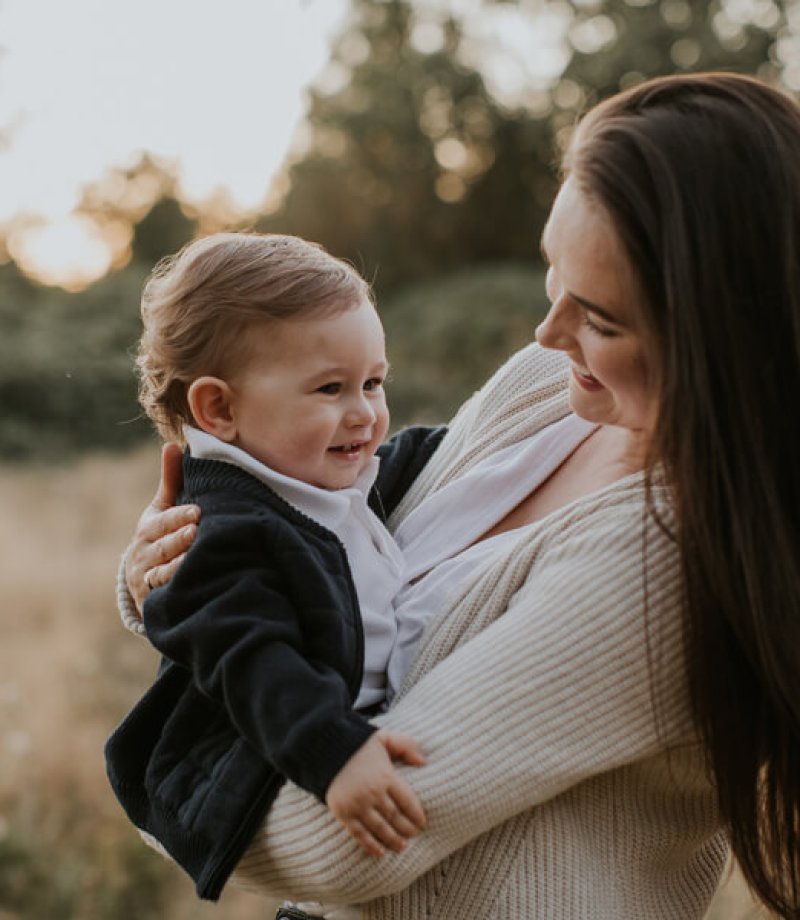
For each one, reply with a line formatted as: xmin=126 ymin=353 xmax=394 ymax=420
xmin=372 ymin=425 xmax=447 ymax=519
xmin=231 ymin=497 xmax=689 ymax=903
xmin=143 ymin=510 xmax=376 ymax=801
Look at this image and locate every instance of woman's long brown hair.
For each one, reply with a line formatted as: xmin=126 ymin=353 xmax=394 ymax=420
xmin=570 ymin=73 xmax=800 ymax=916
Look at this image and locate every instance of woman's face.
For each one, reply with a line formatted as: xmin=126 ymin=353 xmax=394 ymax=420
xmin=536 ymin=177 xmax=659 ymax=439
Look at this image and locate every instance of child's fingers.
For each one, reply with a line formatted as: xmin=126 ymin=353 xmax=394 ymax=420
xmin=361 ymin=806 xmax=409 ymax=854
xmin=347 ymin=817 xmax=386 ymax=858
xmin=378 ymin=731 xmax=426 ymax=766
xmin=388 ymin=779 xmax=426 ymax=830
xmin=380 ymin=803 xmax=420 ymax=840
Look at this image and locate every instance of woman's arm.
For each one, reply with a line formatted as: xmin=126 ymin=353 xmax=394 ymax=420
xmin=231 ymin=498 xmax=690 ymax=903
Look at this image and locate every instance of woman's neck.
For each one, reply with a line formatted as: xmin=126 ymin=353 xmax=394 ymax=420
xmin=586 ymin=423 xmax=651 ymax=480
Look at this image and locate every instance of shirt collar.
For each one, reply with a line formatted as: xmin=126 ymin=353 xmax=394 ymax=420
xmin=183 ymin=425 xmax=379 ymax=529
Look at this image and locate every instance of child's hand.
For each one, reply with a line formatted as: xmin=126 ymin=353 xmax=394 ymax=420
xmin=325 ymin=730 xmax=426 ymax=857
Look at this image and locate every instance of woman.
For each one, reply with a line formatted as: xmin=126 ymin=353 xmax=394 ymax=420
xmin=120 ymin=73 xmax=800 ymax=918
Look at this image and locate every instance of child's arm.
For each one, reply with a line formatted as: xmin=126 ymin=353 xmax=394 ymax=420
xmin=372 ymin=425 xmax=447 ymax=520
xmin=325 ymin=730 xmax=426 ymax=857
xmin=143 ymin=503 xmax=377 ymax=802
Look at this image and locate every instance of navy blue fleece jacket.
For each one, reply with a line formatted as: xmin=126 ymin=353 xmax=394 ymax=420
xmin=104 ymin=425 xmax=445 ymax=900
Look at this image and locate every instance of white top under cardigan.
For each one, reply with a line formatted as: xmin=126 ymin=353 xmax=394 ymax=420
xmin=231 ymin=344 xmax=728 ymax=920
xmin=387 ymin=412 xmax=595 ymax=699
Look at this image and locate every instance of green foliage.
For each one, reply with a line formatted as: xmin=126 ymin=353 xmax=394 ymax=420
xmin=131 ymin=197 xmax=196 ymax=266
xmin=0 ymin=262 xmax=153 ymax=462
xmin=258 ymin=0 xmax=789 ymax=298
xmin=560 ymin=0 xmax=782 ymax=110
xmin=382 ymin=262 xmax=550 ymax=426
xmin=0 ymin=178 xmax=200 ymax=461
xmin=257 ymin=0 xmax=556 ymax=293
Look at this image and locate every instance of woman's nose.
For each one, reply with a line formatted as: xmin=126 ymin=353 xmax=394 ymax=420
xmin=536 ymin=299 xmax=573 ymax=351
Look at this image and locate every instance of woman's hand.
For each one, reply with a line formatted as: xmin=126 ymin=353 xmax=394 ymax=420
xmin=125 ymin=442 xmax=200 ymax=613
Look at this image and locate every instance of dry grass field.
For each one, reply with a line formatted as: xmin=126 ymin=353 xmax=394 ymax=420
xmin=0 ymin=448 xmax=771 ymax=918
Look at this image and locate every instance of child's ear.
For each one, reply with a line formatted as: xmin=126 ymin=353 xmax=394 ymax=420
xmin=187 ymin=377 xmax=238 ymax=442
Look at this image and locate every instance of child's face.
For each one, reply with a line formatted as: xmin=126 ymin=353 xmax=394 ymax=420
xmin=228 ymin=299 xmax=390 ymax=490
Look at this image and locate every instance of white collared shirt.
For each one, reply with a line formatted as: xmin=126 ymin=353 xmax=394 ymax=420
xmin=184 ymin=426 xmax=405 ymax=709
xmin=386 ymin=413 xmax=596 ymax=699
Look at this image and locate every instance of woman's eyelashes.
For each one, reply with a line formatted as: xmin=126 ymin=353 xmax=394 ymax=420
xmin=545 ymin=265 xmax=619 ymax=339
xmin=581 ymin=310 xmax=617 ymax=338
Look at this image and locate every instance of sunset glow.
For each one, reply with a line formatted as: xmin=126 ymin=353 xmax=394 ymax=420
xmin=0 ymin=0 xmax=349 ymax=286
xmin=8 ymin=217 xmax=115 ymax=291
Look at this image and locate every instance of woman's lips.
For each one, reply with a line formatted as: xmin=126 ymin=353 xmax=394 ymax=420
xmin=571 ymin=364 xmax=604 ymax=392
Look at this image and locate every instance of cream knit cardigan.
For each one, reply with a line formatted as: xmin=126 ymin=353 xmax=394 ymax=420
xmin=231 ymin=345 xmax=727 ymax=917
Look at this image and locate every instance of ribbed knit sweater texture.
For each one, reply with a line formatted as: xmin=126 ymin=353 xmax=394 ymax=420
xmin=228 ymin=344 xmax=728 ymax=918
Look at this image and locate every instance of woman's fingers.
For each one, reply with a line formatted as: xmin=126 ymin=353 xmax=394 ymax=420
xmin=139 ymin=525 xmax=195 ymax=594
xmin=155 ymin=442 xmax=185 ymax=510
xmin=136 ymin=441 xmax=194 ymax=543
xmin=154 ymin=522 xmax=197 ymax=565
xmin=144 ymin=552 xmax=187 ymax=593
xmin=138 ymin=503 xmax=199 ymax=545
xmin=124 ymin=445 xmax=199 ymax=611
xmin=129 ymin=516 xmax=196 ymax=588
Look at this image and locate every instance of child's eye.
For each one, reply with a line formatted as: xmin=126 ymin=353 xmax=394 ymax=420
xmin=317 ymin=382 xmax=342 ymax=395
xmin=581 ymin=311 xmax=616 ymax=338
xmin=363 ymin=377 xmax=384 ymax=392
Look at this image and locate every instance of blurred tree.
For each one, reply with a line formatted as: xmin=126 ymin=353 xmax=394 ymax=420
xmin=258 ymin=0 xmax=555 ymax=292
xmin=556 ymin=0 xmax=786 ymax=118
xmin=0 ymin=261 xmax=151 ymax=461
xmin=260 ymin=0 xmax=790 ymax=298
xmin=0 ymin=259 xmax=42 ymax=333
xmin=77 ymin=154 xmax=198 ymax=270
xmin=129 ymin=197 xmax=195 ymax=266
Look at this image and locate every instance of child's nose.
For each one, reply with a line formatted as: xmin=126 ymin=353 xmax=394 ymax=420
xmin=346 ymin=394 xmax=377 ymax=427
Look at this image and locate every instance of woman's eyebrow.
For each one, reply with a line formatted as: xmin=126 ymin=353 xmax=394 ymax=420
xmin=569 ymin=292 xmax=622 ymax=325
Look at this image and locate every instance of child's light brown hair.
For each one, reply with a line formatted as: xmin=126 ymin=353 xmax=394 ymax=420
xmin=137 ymin=232 xmax=373 ymax=442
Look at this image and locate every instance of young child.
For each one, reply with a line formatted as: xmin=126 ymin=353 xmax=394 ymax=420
xmin=105 ymin=233 xmax=446 ymax=904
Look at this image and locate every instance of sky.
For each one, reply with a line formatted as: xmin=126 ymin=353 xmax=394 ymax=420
xmin=0 ymin=0 xmax=577 ymax=288
xmin=0 ymin=0 xmax=350 ymax=285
